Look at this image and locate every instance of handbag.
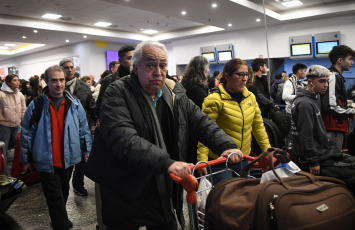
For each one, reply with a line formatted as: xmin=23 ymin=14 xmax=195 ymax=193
xmin=204 ymin=148 xmax=355 ymax=230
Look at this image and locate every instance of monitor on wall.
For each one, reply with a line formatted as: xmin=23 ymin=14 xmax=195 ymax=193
xmin=316 ymin=41 xmax=339 ymax=54
xmin=202 ymin=52 xmax=216 ymax=62
xmin=106 ymin=51 xmax=118 ymax=70
xmin=290 ymin=43 xmax=312 ymax=56
xmin=218 ymin=50 xmax=233 ymax=62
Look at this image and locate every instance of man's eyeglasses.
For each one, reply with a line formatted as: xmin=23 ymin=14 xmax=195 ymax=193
xmin=64 ymin=66 xmax=75 ymax=70
xmin=232 ymin=72 xmax=249 ymax=79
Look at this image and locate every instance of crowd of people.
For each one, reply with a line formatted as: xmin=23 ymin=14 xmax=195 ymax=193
xmin=0 ymin=41 xmax=354 ymax=230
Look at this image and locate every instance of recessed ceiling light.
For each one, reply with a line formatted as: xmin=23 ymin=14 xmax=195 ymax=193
xmin=22 ymin=36 xmax=26 ymax=39
xmin=42 ymin=13 xmax=62 ymax=20
xmin=83 ymin=35 xmax=87 ymax=38
xmin=256 ymin=18 xmax=261 ymax=22
xmin=281 ymin=0 xmax=303 ymax=7
xmin=142 ymin=29 xmax=158 ymax=34
xmin=212 ymin=3 xmax=217 ymax=8
xmin=34 ymin=30 xmax=38 ymax=33
xmin=181 ymin=11 xmax=187 ymax=15
xmin=5 ymin=44 xmax=16 ymax=47
xmin=0 ymin=46 xmax=8 ymax=49
xmin=228 ymin=23 xmax=232 ymax=27
xmin=94 ymin=22 xmax=112 ymax=27
xmin=65 ymin=40 xmax=69 ymax=43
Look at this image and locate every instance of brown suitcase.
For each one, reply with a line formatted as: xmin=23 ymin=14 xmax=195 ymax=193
xmin=204 ymin=149 xmax=355 ymax=230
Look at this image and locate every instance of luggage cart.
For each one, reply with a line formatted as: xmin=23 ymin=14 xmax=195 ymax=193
xmin=170 ymin=153 xmax=273 ymax=230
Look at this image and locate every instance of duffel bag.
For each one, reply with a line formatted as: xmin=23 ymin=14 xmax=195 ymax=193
xmin=204 ymin=148 xmax=355 ymax=230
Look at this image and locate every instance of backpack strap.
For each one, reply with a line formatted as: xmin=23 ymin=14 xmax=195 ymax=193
xmin=29 ymin=96 xmax=44 ymax=129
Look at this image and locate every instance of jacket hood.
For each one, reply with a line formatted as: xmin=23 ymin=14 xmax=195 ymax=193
xmin=295 ymin=88 xmax=318 ymax=101
xmin=0 ymin=82 xmax=17 ymax=94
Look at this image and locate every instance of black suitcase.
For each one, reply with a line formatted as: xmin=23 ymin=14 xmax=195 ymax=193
xmin=0 ymin=172 xmax=29 ymax=214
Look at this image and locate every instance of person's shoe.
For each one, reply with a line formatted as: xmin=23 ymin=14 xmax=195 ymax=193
xmin=73 ymin=188 xmax=88 ymax=196
xmin=50 ymin=220 xmax=73 ymax=229
xmin=68 ymin=219 xmax=73 ymax=229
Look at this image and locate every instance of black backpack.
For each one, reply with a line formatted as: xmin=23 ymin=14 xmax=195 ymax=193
xmin=28 ymin=96 xmax=44 ymax=129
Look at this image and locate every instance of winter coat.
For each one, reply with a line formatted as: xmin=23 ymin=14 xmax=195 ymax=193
xmin=70 ymin=79 xmax=97 ymax=123
xmin=96 ymin=65 xmax=131 ymax=118
xmin=197 ymin=83 xmax=271 ymax=162
xmin=20 ymin=88 xmax=92 ymax=172
xmin=0 ymin=82 xmax=26 ymax=127
xmin=183 ymin=83 xmax=208 ymax=109
xmin=291 ymin=88 xmax=333 ymax=167
xmin=270 ymin=79 xmax=284 ymax=100
xmin=321 ymin=66 xmax=355 ymax=133
xmin=282 ymin=74 xmax=305 ymax=114
xmin=98 ymin=74 xmax=237 ymax=227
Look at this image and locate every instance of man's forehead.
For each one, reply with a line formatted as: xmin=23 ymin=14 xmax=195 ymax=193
xmin=142 ymin=47 xmax=166 ymax=61
xmin=63 ymin=62 xmax=74 ymax=66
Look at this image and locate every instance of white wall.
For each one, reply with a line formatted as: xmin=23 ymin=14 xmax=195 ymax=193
xmin=171 ymin=14 xmax=355 ymax=64
xmin=0 ymin=41 xmax=131 ymax=81
xmin=0 ymin=14 xmax=354 ymax=79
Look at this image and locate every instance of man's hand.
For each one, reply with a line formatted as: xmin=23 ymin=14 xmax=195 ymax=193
xmin=22 ymin=163 xmax=32 ymax=173
xmin=220 ymin=149 xmax=243 ymax=164
xmin=198 ymin=167 xmax=207 ymax=176
xmin=168 ymin=161 xmax=191 ymax=178
xmin=84 ymin=154 xmax=89 ymax=162
xmin=309 ymin=165 xmax=320 ymax=175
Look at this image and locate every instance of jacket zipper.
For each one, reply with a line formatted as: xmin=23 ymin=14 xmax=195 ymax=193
xmin=238 ymin=103 xmax=244 ymax=150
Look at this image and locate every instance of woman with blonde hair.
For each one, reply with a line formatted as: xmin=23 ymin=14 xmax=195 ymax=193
xmin=197 ymin=59 xmax=271 ymax=183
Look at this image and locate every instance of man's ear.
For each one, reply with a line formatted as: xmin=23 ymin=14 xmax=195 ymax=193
xmin=133 ymin=65 xmax=138 ymax=75
xmin=118 ymin=57 xmax=123 ymax=65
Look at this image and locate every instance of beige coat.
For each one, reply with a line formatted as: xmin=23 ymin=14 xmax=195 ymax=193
xmin=0 ymin=83 xmax=26 ymax=127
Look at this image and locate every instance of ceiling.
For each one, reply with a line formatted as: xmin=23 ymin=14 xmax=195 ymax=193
xmin=0 ymin=0 xmax=354 ymax=61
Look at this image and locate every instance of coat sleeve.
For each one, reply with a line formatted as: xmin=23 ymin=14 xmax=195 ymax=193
xmin=249 ymin=85 xmax=274 ymax=108
xmin=250 ymin=95 xmax=271 ymax=152
xmin=282 ymin=80 xmax=296 ymax=103
xmin=20 ymin=102 xmax=36 ymax=163
xmin=196 ymin=93 xmax=222 ymax=162
xmin=77 ymin=100 xmax=92 ymax=155
xmin=321 ymin=73 xmax=355 ymax=118
xmin=20 ymin=92 xmax=26 ymax=120
xmin=100 ymin=83 xmax=175 ymax=174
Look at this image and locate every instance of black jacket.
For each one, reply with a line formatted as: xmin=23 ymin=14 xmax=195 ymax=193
xmin=183 ymin=83 xmax=208 ymax=109
xmin=99 ymin=74 xmax=237 ymax=227
xmin=69 ymin=79 xmax=97 ymax=123
xmin=292 ymin=88 xmax=333 ymax=167
xmin=95 ymin=65 xmax=130 ymax=118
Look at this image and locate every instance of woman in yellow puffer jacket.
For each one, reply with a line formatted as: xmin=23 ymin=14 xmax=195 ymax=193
xmin=197 ymin=58 xmax=270 ymax=183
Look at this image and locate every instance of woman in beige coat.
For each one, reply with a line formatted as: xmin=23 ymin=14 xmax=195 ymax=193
xmin=0 ymin=74 xmax=26 ymax=174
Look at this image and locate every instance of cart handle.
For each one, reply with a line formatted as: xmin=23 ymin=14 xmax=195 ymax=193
xmin=169 ymin=155 xmax=256 ymax=204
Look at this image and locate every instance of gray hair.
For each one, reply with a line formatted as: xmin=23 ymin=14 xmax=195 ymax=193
xmin=59 ymin=58 xmax=73 ymax=67
xmin=132 ymin=40 xmax=168 ymax=67
xmin=44 ymin=65 xmax=65 ymax=81
xmin=181 ymin=55 xmax=209 ymax=87
xmin=306 ymin=65 xmax=331 ymax=79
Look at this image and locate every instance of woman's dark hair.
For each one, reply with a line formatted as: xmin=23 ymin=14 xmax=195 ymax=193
xmin=21 ymin=80 xmax=29 ymax=94
xmin=181 ymin=55 xmax=209 ymax=87
xmin=5 ymin=74 xmax=18 ymax=84
xmin=29 ymin=77 xmax=40 ymax=94
xmin=220 ymin=58 xmax=248 ymax=84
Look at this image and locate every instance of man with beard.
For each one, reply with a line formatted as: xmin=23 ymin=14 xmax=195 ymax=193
xmin=96 ymin=45 xmax=135 ymax=119
xmin=21 ymin=65 xmax=91 ymax=229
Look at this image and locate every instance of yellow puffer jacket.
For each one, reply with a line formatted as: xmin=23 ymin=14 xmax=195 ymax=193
xmin=197 ymin=83 xmax=270 ymax=162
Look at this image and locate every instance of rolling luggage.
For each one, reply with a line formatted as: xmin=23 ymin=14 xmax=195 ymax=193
xmin=204 ymin=148 xmax=355 ymax=230
xmin=11 ymin=132 xmax=40 ymax=185
xmin=0 ymin=141 xmax=5 ymax=175
xmin=0 ymin=173 xmax=27 ymax=214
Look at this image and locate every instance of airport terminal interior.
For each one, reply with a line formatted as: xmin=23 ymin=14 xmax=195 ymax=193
xmin=0 ymin=0 xmax=355 ymax=229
